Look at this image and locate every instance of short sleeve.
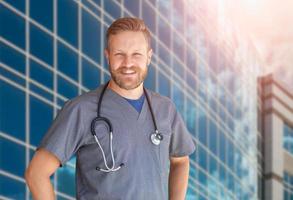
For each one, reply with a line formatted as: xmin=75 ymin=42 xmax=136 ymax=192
xmin=169 ymin=109 xmax=196 ymax=157
xmin=37 ymin=100 xmax=85 ymax=167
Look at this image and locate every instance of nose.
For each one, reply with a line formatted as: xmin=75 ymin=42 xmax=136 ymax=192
xmin=122 ymin=56 xmax=133 ymax=68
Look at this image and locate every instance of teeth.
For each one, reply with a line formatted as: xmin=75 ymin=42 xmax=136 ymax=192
xmin=122 ymin=71 xmax=135 ymax=74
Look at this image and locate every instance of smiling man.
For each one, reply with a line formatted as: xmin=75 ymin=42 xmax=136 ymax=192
xmin=25 ymin=17 xmax=196 ymax=200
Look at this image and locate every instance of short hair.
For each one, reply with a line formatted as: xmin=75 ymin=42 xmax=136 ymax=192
xmin=106 ymin=17 xmax=151 ymax=50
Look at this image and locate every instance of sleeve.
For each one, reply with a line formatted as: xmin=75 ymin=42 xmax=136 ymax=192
xmin=169 ymin=109 xmax=196 ymax=157
xmin=36 ymin=100 xmax=85 ymax=167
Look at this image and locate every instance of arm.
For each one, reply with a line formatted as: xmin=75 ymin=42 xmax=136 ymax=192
xmin=168 ymin=156 xmax=190 ymax=200
xmin=25 ymin=148 xmax=61 ymax=200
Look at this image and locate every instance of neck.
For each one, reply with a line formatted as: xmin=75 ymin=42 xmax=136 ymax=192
xmin=107 ymin=79 xmax=144 ymax=100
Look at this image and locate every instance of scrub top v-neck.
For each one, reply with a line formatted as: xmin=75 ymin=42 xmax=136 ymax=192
xmin=37 ymin=83 xmax=196 ymax=200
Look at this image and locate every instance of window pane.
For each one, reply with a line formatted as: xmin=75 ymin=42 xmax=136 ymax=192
xmin=30 ymin=0 xmax=53 ymax=30
xmin=57 ymin=42 xmax=78 ymax=81
xmin=142 ymin=1 xmax=156 ymax=34
xmin=0 ymin=5 xmax=25 ymax=49
xmin=124 ymin=0 xmax=139 ymax=17
xmin=30 ymin=59 xmax=53 ymax=89
xmin=104 ymin=0 xmax=121 ymax=19
xmin=0 ymin=174 xmax=25 ymax=199
xmin=82 ymin=58 xmax=101 ymax=90
xmin=0 ymin=81 xmax=25 ymax=141
xmin=57 ymin=76 xmax=78 ymax=99
xmin=58 ymin=0 xmax=78 ymax=47
xmin=144 ymin=63 xmax=156 ymax=91
xmin=56 ymin=165 xmax=76 ymax=197
xmin=30 ymin=96 xmax=53 ymax=146
xmin=30 ymin=23 xmax=53 ymax=66
xmin=3 ymin=0 xmax=25 ymax=13
xmin=0 ymin=42 xmax=25 ymax=74
xmin=82 ymin=9 xmax=101 ymax=64
xmin=0 ymin=138 xmax=25 ymax=177
xmin=198 ymin=109 xmax=207 ymax=146
xmin=158 ymin=71 xmax=170 ymax=97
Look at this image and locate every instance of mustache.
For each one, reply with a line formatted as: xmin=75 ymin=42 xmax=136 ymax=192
xmin=115 ymin=66 xmax=140 ymax=73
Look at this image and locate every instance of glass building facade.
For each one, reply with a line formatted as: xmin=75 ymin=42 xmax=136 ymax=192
xmin=0 ymin=0 xmax=262 ymax=199
xmin=284 ymin=123 xmax=293 ymax=156
xmin=283 ymin=123 xmax=293 ymax=199
xmin=284 ymin=171 xmax=293 ymax=200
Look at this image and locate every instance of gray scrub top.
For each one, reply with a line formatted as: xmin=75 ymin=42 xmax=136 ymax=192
xmin=38 ymin=83 xmax=196 ymax=200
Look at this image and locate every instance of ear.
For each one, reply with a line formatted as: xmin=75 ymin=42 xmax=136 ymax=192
xmin=147 ymin=48 xmax=153 ymax=66
xmin=104 ymin=48 xmax=110 ymax=65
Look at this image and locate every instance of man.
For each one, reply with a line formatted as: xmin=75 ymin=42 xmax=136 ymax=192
xmin=25 ymin=17 xmax=196 ymax=200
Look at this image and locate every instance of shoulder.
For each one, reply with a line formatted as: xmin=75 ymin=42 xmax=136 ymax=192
xmin=62 ymin=84 xmax=105 ymax=111
xmin=146 ymin=89 xmax=177 ymax=113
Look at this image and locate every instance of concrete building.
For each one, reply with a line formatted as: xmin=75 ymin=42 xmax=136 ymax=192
xmin=259 ymin=74 xmax=293 ymax=200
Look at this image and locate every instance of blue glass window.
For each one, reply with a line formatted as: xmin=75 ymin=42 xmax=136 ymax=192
xmin=3 ymin=0 xmax=25 ymax=13
xmin=0 ymin=138 xmax=25 ymax=177
xmin=57 ymin=76 xmax=78 ymax=99
xmin=0 ymin=81 xmax=25 ymax=141
xmin=198 ymin=108 xmax=207 ymax=146
xmin=0 ymin=174 xmax=25 ymax=199
xmin=172 ymin=57 xmax=184 ymax=79
xmin=158 ymin=71 xmax=170 ymax=97
xmin=198 ymin=169 xmax=207 ymax=187
xmin=30 ymin=96 xmax=53 ymax=146
xmin=209 ymin=119 xmax=218 ymax=156
xmin=198 ymin=145 xmax=207 ymax=169
xmin=81 ymin=0 xmax=101 ymax=17
xmin=227 ymin=172 xmax=235 ymax=193
xmin=57 ymin=42 xmax=78 ymax=81
xmin=284 ymin=123 xmax=293 ymax=155
xmin=82 ymin=58 xmax=101 ymax=90
xmin=172 ymin=1 xmax=184 ymax=31
xmin=124 ymin=0 xmax=139 ymax=17
xmin=208 ymin=154 xmax=218 ymax=178
xmin=30 ymin=83 xmax=53 ymax=101
xmin=158 ymin=17 xmax=170 ymax=48
xmin=158 ymin=1 xmax=171 ymax=21
xmin=82 ymin=9 xmax=101 ymax=64
xmin=30 ymin=59 xmax=53 ymax=89
xmin=284 ymin=171 xmax=293 ymax=200
xmin=0 ymin=42 xmax=25 ymax=74
xmin=144 ymin=63 xmax=156 ymax=91
xmin=227 ymin=139 xmax=234 ymax=171
xmin=218 ymin=130 xmax=226 ymax=162
xmin=172 ymin=82 xmax=184 ymax=113
xmin=158 ymin=44 xmax=171 ymax=66
xmin=142 ymin=1 xmax=156 ymax=34
xmin=0 ymin=5 xmax=25 ymax=49
xmin=186 ymin=47 xmax=197 ymax=73
xmin=0 ymin=66 xmax=25 ymax=86
xmin=186 ymin=98 xmax=196 ymax=136
xmin=58 ymin=0 xmax=78 ymax=47
xmin=104 ymin=0 xmax=121 ymax=19
xmin=186 ymin=72 xmax=196 ymax=90
xmin=30 ymin=23 xmax=53 ymax=66
xmin=57 ymin=165 xmax=76 ymax=196
xmin=30 ymin=0 xmax=53 ymax=30
xmin=173 ymin=33 xmax=184 ymax=60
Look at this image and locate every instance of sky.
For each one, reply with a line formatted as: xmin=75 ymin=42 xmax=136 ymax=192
xmin=225 ymin=0 xmax=293 ymax=91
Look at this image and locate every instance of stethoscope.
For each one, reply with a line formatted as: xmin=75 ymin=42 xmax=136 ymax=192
xmin=90 ymin=81 xmax=163 ymax=172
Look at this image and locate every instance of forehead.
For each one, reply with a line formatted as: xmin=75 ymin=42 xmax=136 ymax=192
xmin=108 ymin=31 xmax=148 ymax=51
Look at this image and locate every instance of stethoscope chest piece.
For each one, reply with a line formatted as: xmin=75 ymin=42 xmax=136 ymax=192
xmin=150 ymin=131 xmax=163 ymax=145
